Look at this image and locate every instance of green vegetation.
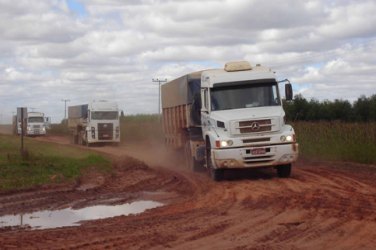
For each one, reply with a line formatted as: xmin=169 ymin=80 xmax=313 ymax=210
xmin=284 ymin=94 xmax=376 ymax=122
xmin=282 ymin=94 xmax=376 ymax=164
xmin=48 ymin=120 xmax=70 ymax=135
xmin=293 ymin=122 xmax=376 ymax=164
xmin=120 ymin=114 xmax=164 ymax=143
xmin=0 ymin=134 xmax=111 ymax=191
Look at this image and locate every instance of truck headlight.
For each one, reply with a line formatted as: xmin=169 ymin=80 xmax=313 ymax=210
xmin=280 ymin=135 xmax=294 ymax=142
xmin=216 ymin=140 xmax=233 ymax=148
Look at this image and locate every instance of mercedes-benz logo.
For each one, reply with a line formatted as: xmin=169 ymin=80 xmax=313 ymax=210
xmin=251 ymin=122 xmax=260 ymax=131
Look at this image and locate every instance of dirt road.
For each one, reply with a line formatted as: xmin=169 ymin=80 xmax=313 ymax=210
xmin=1 ymin=136 xmax=376 ymax=249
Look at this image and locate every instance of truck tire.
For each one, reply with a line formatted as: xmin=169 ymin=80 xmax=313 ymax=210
xmin=185 ymin=142 xmax=202 ymax=172
xmin=206 ymin=140 xmax=224 ymax=181
xmin=277 ymin=164 xmax=291 ymax=178
xmin=72 ymin=134 xmax=78 ymax=144
xmin=78 ymin=132 xmax=83 ymax=145
xmin=211 ymin=168 xmax=224 ymax=181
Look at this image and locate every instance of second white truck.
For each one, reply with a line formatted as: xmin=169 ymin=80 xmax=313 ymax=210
xmin=68 ymin=100 xmax=120 ymax=146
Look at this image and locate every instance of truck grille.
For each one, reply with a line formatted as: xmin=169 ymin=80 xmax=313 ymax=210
xmin=98 ymin=123 xmax=113 ymax=140
xmin=243 ymin=146 xmax=275 ymax=166
xmin=242 ymin=137 xmax=270 ymax=144
xmin=238 ymin=119 xmax=272 ymax=134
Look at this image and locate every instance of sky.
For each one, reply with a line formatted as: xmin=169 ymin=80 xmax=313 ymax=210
xmin=0 ymin=0 xmax=375 ymax=124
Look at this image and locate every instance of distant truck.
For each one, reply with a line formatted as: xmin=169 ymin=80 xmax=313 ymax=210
xmin=68 ymin=100 xmax=120 ymax=146
xmin=13 ymin=109 xmax=48 ymax=136
xmin=161 ymin=61 xmax=298 ymax=181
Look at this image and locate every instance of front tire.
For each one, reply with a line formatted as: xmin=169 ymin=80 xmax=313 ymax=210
xmin=206 ymin=140 xmax=224 ymax=181
xmin=277 ymin=164 xmax=291 ymax=178
xmin=211 ymin=168 xmax=224 ymax=181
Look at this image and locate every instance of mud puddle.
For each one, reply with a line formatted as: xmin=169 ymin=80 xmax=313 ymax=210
xmin=0 ymin=200 xmax=163 ymax=230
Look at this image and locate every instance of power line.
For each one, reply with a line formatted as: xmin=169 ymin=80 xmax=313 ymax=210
xmin=61 ymin=99 xmax=70 ymax=120
xmin=152 ymin=78 xmax=167 ymax=115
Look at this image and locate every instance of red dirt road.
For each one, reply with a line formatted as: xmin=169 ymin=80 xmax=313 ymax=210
xmin=1 ymin=135 xmax=376 ymax=249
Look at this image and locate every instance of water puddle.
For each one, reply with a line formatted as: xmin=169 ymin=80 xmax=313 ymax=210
xmin=0 ymin=200 xmax=163 ymax=230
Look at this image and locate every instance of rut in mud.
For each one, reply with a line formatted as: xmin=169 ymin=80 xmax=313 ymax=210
xmin=0 ymin=136 xmax=376 ymax=249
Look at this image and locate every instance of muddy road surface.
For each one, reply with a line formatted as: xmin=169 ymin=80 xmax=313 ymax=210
xmin=1 ymin=136 xmax=376 ymax=249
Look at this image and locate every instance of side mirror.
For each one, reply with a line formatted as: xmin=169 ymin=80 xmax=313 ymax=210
xmin=285 ymin=83 xmax=293 ymax=101
xmin=201 ymin=88 xmax=209 ymax=113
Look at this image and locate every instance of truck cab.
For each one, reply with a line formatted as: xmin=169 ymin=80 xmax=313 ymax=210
xmin=17 ymin=112 xmax=47 ymax=136
xmin=87 ymin=101 xmax=120 ymax=144
xmin=68 ymin=100 xmax=120 ymax=146
xmin=200 ymin=61 xmax=298 ymax=180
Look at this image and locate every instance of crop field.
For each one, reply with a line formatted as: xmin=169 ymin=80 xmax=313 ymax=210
xmin=120 ymin=114 xmax=164 ymax=143
xmin=293 ymin=121 xmax=376 ymax=164
xmin=119 ymin=116 xmax=376 ymax=165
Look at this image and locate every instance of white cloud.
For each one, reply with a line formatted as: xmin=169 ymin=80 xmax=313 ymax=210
xmin=0 ymin=0 xmax=375 ymax=123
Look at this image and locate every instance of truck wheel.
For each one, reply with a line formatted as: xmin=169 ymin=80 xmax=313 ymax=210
xmin=211 ymin=168 xmax=224 ymax=181
xmin=277 ymin=164 xmax=291 ymax=178
xmin=185 ymin=142 xmax=202 ymax=172
xmin=206 ymin=140 xmax=224 ymax=181
xmin=78 ymin=133 xmax=83 ymax=145
xmin=72 ymin=134 xmax=78 ymax=144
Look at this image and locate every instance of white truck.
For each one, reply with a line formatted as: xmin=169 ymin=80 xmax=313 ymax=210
xmin=14 ymin=110 xmax=48 ymax=136
xmin=67 ymin=100 xmax=120 ymax=146
xmin=161 ymin=61 xmax=298 ymax=181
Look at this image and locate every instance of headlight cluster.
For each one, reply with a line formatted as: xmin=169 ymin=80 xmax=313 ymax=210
xmin=216 ymin=140 xmax=233 ymax=148
xmin=91 ymin=127 xmax=95 ymax=138
xmin=280 ymin=135 xmax=294 ymax=142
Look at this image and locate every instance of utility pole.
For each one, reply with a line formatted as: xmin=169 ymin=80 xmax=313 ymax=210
xmin=152 ymin=78 xmax=167 ymax=115
xmin=61 ymin=99 xmax=70 ymax=121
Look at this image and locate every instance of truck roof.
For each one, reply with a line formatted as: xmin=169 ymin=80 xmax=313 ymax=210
xmin=89 ymin=100 xmax=118 ymax=111
xmin=27 ymin=112 xmax=44 ymax=117
xmin=201 ymin=64 xmax=276 ymax=88
xmin=161 ymin=61 xmax=277 ymax=108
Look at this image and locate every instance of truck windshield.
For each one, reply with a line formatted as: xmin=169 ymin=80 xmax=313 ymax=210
xmin=28 ymin=117 xmax=44 ymax=123
xmin=210 ymin=81 xmax=280 ymax=111
xmin=91 ymin=111 xmax=118 ymax=120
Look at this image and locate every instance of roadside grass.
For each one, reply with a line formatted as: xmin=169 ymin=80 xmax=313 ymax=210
xmin=293 ymin=121 xmax=376 ymax=164
xmin=0 ymin=134 xmax=111 ymax=191
xmin=120 ymin=114 xmax=164 ymax=143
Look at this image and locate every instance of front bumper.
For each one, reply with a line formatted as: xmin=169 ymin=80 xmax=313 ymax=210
xmin=27 ymin=130 xmax=46 ymax=136
xmin=212 ymin=143 xmax=298 ymax=169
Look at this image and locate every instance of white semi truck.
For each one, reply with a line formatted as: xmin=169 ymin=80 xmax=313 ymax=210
xmin=14 ymin=110 xmax=48 ymax=136
xmin=161 ymin=61 xmax=298 ymax=181
xmin=67 ymin=100 xmax=120 ymax=146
